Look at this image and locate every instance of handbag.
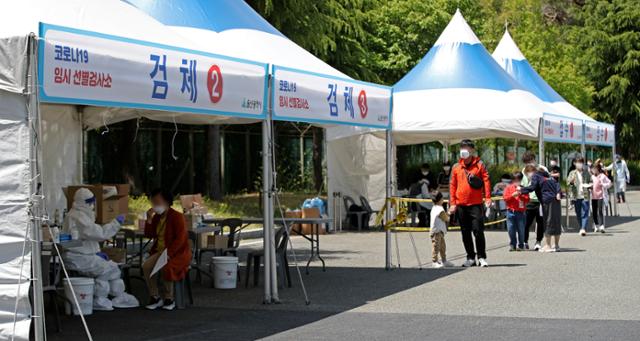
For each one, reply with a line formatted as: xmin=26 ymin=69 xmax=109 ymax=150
xmin=464 ymin=169 xmax=484 ymax=189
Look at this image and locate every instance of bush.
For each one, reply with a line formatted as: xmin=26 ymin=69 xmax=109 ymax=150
xmin=627 ymin=160 xmax=640 ymax=186
xmin=487 ymin=163 xmax=519 ymax=185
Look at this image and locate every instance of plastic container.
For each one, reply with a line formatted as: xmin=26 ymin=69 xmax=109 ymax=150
xmin=63 ymin=277 xmax=95 ymax=315
xmin=212 ymin=257 xmax=238 ymax=289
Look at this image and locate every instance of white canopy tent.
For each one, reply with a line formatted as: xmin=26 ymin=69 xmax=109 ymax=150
xmin=127 ymin=0 xmax=393 ymax=304
xmin=0 ymin=0 xmax=272 ymax=339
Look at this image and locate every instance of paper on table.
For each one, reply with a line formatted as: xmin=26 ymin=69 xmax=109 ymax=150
xmin=150 ymin=249 xmax=168 ymax=277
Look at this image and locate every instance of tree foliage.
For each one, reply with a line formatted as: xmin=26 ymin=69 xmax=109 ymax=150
xmin=573 ymin=0 xmax=640 ymax=157
xmin=247 ymin=0 xmax=637 ymax=155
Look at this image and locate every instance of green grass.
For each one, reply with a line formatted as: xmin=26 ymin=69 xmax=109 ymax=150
xmin=127 ymin=192 xmax=321 ymax=221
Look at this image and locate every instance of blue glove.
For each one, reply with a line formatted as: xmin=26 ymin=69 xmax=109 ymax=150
xmin=96 ymin=252 xmax=109 ymax=261
xmin=116 ymin=214 xmax=126 ymax=224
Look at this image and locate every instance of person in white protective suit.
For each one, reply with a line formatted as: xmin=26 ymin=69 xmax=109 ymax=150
xmin=62 ymin=188 xmax=139 ymax=310
xmin=606 ymin=155 xmax=631 ymax=203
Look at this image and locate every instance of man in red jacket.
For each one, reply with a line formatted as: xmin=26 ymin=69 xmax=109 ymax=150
xmin=449 ymin=139 xmax=492 ymax=267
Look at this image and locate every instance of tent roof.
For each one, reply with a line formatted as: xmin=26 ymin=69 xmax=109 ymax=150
xmin=492 ymin=30 xmax=595 ymax=122
xmin=0 ymin=0 xmax=261 ymax=127
xmin=125 ymin=0 xmax=348 ymax=78
xmin=390 ymin=10 xmax=553 ymax=145
xmin=395 ymin=10 xmax=525 ymax=93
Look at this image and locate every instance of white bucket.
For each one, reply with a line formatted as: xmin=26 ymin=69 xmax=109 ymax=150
xmin=212 ymin=256 xmax=238 ymax=289
xmin=63 ymin=277 xmax=95 ymax=316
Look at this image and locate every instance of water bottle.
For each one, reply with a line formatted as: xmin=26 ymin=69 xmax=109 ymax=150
xmin=51 ymin=226 xmax=60 ymax=243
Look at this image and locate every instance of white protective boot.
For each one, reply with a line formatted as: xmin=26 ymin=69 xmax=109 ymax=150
xmin=109 ymin=278 xmax=139 ymax=308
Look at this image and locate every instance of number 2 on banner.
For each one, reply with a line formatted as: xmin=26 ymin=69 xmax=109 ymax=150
xmin=207 ymin=65 xmax=223 ymax=103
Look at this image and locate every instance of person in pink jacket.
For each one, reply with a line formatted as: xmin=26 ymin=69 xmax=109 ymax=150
xmin=591 ymin=163 xmax=612 ymax=233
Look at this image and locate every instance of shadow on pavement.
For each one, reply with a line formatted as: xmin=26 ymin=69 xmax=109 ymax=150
xmin=46 ymin=265 xmax=462 ymax=341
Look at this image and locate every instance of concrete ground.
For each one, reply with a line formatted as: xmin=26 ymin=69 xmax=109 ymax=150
xmin=47 ymin=192 xmax=640 ymax=341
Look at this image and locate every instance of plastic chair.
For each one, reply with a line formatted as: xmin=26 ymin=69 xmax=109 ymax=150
xmin=360 ymin=196 xmax=379 ymax=230
xmin=343 ymin=195 xmax=367 ymax=231
xmin=198 ymin=218 xmax=243 ymax=265
xmin=244 ymin=227 xmax=291 ymax=288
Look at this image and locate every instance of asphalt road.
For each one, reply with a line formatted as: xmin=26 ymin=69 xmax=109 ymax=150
xmin=48 ymin=192 xmax=640 ymax=341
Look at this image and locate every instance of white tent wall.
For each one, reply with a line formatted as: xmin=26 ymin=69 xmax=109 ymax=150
xmin=0 ymin=89 xmax=33 ymax=341
xmin=327 ymin=133 xmax=388 ymax=224
xmin=41 ymin=104 xmax=82 ymax=214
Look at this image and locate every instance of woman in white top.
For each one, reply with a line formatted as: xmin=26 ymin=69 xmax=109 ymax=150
xmin=567 ymin=157 xmax=592 ymax=236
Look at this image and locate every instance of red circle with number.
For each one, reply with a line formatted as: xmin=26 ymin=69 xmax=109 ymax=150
xmin=207 ymin=65 xmax=223 ymax=103
xmin=358 ymin=90 xmax=368 ymax=118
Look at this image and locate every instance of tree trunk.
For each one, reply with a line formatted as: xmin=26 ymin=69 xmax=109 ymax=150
xmin=120 ymin=120 xmax=142 ymax=194
xmin=205 ymin=125 xmax=223 ymax=200
xmin=312 ymin=127 xmax=323 ymax=193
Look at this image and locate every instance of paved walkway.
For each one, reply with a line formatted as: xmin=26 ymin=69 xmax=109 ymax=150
xmin=48 ymin=192 xmax=640 ymax=341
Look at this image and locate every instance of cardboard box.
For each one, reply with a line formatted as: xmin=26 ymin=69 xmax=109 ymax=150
xmin=180 ymin=194 xmax=205 ymax=214
xmin=301 ymin=207 xmax=326 ymax=235
xmin=101 ymin=247 xmax=127 ymax=264
xmin=286 ymin=210 xmax=302 ymax=234
xmin=206 ymin=235 xmax=229 ymax=249
xmin=184 ymin=213 xmax=199 ymax=231
xmin=65 ymin=184 xmax=129 ymax=224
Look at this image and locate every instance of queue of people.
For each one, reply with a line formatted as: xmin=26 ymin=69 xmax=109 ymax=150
xmin=425 ymin=138 xmax=630 ymax=268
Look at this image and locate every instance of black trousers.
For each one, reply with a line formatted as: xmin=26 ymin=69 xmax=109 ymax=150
xmin=525 ymin=203 xmax=544 ymax=244
xmin=458 ymin=205 xmax=487 ymax=260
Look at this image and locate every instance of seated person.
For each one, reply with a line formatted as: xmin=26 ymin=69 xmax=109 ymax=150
xmin=437 ymin=161 xmax=452 ymax=190
xmin=62 ymin=188 xmax=139 ymax=311
xmin=143 ymin=188 xmax=192 ymax=311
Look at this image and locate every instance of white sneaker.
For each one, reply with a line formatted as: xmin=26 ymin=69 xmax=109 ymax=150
xmin=462 ymin=259 xmax=476 ymax=267
xmin=534 ymin=243 xmax=542 ymax=251
xmin=432 ymin=262 xmax=444 ymax=269
xmin=442 ymin=261 xmax=455 ymax=267
xmin=579 ymin=229 xmax=586 ymax=236
xmin=145 ymin=296 xmax=164 ymax=310
xmin=599 ymin=225 xmax=606 ymax=233
xmin=478 ymin=258 xmax=489 ymax=267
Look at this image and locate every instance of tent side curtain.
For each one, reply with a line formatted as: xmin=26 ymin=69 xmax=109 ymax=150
xmin=0 ymin=36 xmax=29 ymax=93
xmin=0 ymin=90 xmax=33 ymax=341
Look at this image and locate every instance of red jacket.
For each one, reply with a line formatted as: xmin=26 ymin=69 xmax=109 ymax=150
xmin=450 ymin=157 xmax=491 ymax=206
xmin=145 ymin=208 xmax=192 ymax=281
xmin=503 ymin=184 xmax=530 ymax=212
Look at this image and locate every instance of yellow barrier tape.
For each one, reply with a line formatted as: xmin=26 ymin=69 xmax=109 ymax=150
xmin=375 ymin=196 xmax=507 ymax=231
xmin=387 ymin=218 xmax=507 ymax=233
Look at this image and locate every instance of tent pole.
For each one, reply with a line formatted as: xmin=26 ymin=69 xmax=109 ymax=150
xmin=443 ymin=142 xmax=450 ymax=163
xmin=612 ymin=138 xmax=618 ymax=216
xmin=538 ymin=118 xmax=545 ymax=165
xmin=261 ymin=120 xmax=272 ymax=303
xmin=29 ymin=34 xmax=45 ymax=341
xmin=268 ymin=115 xmax=279 ymax=302
xmin=385 ymin=129 xmax=393 ymax=270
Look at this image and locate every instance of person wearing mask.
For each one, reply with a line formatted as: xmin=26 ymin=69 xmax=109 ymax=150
xmin=521 ymin=151 xmax=548 ymax=250
xmin=437 ymin=161 xmax=452 ymax=189
xmin=518 ymin=164 xmax=551 ymax=250
xmin=567 ymin=157 xmax=592 ymax=236
xmin=538 ymin=166 xmax=563 ymax=252
xmin=591 ymin=164 xmax=612 ymax=233
xmin=503 ymin=172 xmax=529 ymax=251
xmin=408 ymin=163 xmax=437 ymax=226
xmin=143 ymin=188 xmax=192 ymax=311
xmin=606 ymin=154 xmax=631 ymax=203
xmin=62 ymin=188 xmax=139 ymax=311
xmin=449 ymin=139 xmax=492 ymax=267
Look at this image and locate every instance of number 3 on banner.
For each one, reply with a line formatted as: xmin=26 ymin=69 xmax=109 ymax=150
xmin=207 ymin=65 xmax=223 ymax=103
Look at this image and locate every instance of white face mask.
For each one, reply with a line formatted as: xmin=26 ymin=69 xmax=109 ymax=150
xmin=550 ymin=161 xmax=557 ymax=166
xmin=575 ymin=163 xmax=583 ymax=169
xmin=460 ymin=149 xmax=470 ymax=159
xmin=421 ymin=171 xmax=429 ymax=176
xmin=526 ymin=172 xmax=534 ymax=179
xmin=153 ymin=205 xmax=167 ymax=215
xmin=443 ymin=166 xmax=451 ymax=172
xmin=587 ymin=163 xmax=592 ymax=167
